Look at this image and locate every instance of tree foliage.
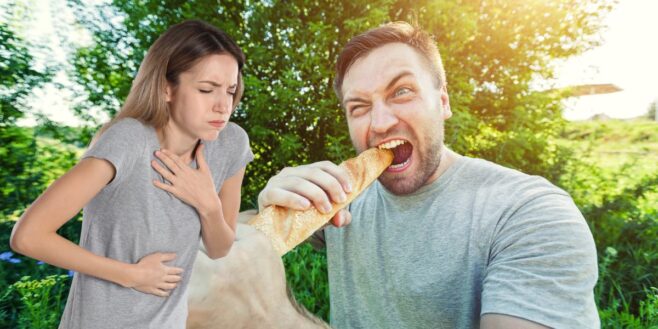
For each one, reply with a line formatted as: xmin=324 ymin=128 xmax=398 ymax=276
xmin=69 ymin=0 xmax=615 ymax=206
xmin=0 ymin=20 xmax=57 ymax=216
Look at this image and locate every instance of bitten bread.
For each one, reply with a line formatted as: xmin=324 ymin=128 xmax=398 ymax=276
xmin=247 ymin=148 xmax=394 ymax=256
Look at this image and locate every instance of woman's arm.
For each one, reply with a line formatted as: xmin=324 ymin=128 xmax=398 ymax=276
xmin=11 ymin=157 xmax=183 ymax=297
xmin=197 ymin=167 xmax=245 ymax=259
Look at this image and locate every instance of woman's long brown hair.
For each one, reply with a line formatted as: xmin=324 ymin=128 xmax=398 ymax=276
xmin=91 ymin=20 xmax=245 ymax=145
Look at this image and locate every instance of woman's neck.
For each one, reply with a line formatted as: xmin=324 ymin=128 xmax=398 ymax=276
xmin=155 ymin=121 xmax=200 ymax=164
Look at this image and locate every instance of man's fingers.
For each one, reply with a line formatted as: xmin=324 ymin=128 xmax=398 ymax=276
xmin=259 ymin=187 xmax=311 ymax=211
xmin=315 ymin=161 xmax=353 ymax=193
xmin=331 ymin=209 xmax=352 ymax=227
xmin=299 ymin=168 xmax=348 ymax=204
xmin=282 ymin=177 xmax=335 ymax=213
xmin=341 ymin=209 xmax=352 ymax=226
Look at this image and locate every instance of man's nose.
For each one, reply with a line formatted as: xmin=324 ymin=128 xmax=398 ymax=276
xmin=370 ymin=101 xmax=398 ymax=134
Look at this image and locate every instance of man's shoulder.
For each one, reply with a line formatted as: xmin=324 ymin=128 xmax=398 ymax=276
xmin=460 ymin=156 xmax=566 ymax=198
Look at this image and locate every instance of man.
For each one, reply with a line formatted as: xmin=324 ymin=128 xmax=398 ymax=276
xmin=258 ymin=22 xmax=599 ymax=328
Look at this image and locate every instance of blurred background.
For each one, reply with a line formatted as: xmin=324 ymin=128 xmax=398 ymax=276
xmin=1 ymin=0 xmax=656 ymax=327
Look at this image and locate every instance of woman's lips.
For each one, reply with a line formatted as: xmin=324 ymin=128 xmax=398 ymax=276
xmin=209 ymin=120 xmax=226 ymax=128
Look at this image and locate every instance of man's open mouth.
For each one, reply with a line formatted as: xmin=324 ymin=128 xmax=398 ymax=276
xmin=378 ymin=139 xmax=413 ymax=170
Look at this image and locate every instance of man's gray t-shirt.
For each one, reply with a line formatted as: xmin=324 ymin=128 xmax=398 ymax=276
xmin=325 ymin=156 xmax=599 ymax=329
xmin=59 ymin=118 xmax=253 ymax=329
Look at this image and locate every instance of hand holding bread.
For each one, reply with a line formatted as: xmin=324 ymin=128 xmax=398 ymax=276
xmin=248 ymin=148 xmax=393 ymax=256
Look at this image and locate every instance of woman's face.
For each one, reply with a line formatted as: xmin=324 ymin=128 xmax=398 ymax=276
xmin=166 ymin=53 xmax=239 ymax=141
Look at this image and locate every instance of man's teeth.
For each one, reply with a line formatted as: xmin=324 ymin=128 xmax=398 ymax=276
xmin=389 ymin=157 xmax=410 ymax=169
xmin=378 ymin=140 xmax=406 ymax=149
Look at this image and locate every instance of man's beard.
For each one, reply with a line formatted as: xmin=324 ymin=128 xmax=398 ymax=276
xmin=379 ymin=123 xmax=444 ymax=195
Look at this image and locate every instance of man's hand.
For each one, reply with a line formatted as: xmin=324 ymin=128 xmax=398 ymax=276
xmin=257 ymin=161 xmax=353 ymax=227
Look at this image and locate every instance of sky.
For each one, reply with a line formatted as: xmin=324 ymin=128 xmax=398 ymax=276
xmin=9 ymin=0 xmax=658 ymax=126
xmin=553 ymin=0 xmax=658 ymax=120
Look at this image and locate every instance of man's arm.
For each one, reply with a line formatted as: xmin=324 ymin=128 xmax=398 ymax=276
xmin=481 ymin=188 xmax=599 ymax=328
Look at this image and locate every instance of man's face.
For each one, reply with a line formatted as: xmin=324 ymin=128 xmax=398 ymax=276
xmin=341 ymin=43 xmax=452 ymax=195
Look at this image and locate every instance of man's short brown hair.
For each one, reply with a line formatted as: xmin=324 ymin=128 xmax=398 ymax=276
xmin=333 ymin=21 xmax=447 ymax=103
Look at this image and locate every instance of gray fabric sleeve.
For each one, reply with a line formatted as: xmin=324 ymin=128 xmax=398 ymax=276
xmin=81 ymin=118 xmax=144 ymax=189
xmin=481 ymin=191 xmax=599 ymax=328
xmin=225 ymin=124 xmax=254 ymax=179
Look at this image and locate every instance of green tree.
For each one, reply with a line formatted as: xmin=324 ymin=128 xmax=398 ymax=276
xmin=70 ymin=0 xmax=614 ymax=203
xmin=0 ymin=21 xmax=54 ymax=217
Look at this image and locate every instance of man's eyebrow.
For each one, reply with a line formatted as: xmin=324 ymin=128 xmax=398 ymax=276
xmin=344 ymin=96 xmax=369 ymax=106
xmin=385 ymin=71 xmax=414 ymax=91
xmin=343 ymin=71 xmax=415 ymax=106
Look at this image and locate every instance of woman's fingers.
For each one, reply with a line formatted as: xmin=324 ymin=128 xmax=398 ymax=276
xmin=151 ymin=160 xmax=175 ymax=182
xmin=155 ymin=149 xmax=183 ymax=173
xmin=153 ymin=288 xmax=170 ymax=297
xmin=157 ymin=282 xmax=177 ymax=290
xmin=165 ymin=275 xmax=182 ymax=283
xmin=152 ymin=179 xmax=175 ymax=193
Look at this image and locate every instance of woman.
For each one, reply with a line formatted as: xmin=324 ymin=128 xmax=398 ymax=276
xmin=10 ymin=20 xmax=253 ymax=328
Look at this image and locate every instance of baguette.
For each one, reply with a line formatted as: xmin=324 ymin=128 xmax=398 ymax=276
xmin=247 ymin=148 xmax=394 ymax=256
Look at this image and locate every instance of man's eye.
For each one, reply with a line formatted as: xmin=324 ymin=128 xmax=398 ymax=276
xmin=394 ymin=87 xmax=411 ymax=97
xmin=350 ymin=106 xmax=367 ymax=117
xmin=199 ymin=89 xmax=212 ymax=94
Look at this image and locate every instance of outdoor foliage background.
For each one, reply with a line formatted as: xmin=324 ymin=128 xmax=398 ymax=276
xmin=1 ymin=0 xmax=657 ymax=328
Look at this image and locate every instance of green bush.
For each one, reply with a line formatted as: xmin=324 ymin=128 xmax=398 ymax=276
xmin=2 ymin=275 xmax=71 ymax=329
xmin=283 ymin=243 xmax=330 ymax=321
xmin=599 ymin=287 xmax=658 ymax=329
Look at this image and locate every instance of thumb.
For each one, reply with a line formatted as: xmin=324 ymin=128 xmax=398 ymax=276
xmin=196 ymin=143 xmax=207 ymax=170
xmin=330 ymin=209 xmax=352 ymax=227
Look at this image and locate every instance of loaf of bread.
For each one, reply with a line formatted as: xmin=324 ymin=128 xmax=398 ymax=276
xmin=247 ymin=148 xmax=394 ymax=256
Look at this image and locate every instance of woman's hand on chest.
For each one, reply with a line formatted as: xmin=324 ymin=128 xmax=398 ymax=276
xmin=151 ymin=144 xmax=220 ymax=215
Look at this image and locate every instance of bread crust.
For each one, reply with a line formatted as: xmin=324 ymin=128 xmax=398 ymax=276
xmin=247 ymin=148 xmax=394 ymax=256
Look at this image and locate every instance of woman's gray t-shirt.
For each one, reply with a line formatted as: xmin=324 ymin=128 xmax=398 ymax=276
xmin=59 ymin=118 xmax=253 ymax=329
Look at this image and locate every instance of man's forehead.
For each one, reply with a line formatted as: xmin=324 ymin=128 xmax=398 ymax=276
xmin=342 ymin=43 xmax=424 ymax=97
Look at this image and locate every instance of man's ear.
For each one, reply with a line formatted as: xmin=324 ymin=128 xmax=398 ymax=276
xmin=440 ymin=85 xmax=452 ymax=120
